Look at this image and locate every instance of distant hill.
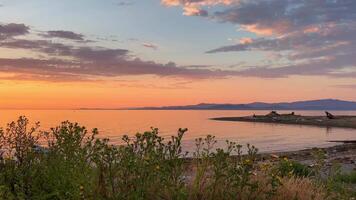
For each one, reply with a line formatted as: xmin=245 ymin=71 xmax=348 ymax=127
xmin=123 ymin=99 xmax=356 ymax=110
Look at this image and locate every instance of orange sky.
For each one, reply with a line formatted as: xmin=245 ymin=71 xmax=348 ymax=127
xmin=1 ymin=75 xmax=355 ymax=109
xmin=0 ymin=1 xmax=355 ymax=109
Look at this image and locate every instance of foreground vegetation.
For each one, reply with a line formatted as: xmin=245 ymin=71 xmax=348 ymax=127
xmin=0 ymin=116 xmax=355 ymax=200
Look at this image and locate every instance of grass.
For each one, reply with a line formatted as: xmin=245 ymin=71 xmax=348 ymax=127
xmin=0 ymin=116 xmax=354 ymax=199
xmin=334 ymin=171 xmax=356 ymax=184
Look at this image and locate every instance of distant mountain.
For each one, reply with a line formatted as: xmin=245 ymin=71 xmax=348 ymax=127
xmin=124 ymin=99 xmax=356 ymax=110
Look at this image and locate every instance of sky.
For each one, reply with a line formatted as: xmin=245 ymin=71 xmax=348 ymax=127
xmin=0 ymin=0 xmax=355 ymax=109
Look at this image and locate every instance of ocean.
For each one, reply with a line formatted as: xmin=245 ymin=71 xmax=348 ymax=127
xmin=1 ymin=110 xmax=355 ymax=153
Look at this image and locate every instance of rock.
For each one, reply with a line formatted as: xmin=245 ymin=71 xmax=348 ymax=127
xmin=270 ymin=154 xmax=279 ymax=159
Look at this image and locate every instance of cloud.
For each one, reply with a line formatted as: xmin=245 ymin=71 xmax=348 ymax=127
xmin=0 ymin=72 xmax=93 ymax=82
xmin=201 ymin=0 xmax=356 ymax=78
xmin=42 ymin=30 xmax=85 ymax=41
xmin=182 ymin=5 xmax=209 ymax=16
xmin=142 ymin=42 xmax=158 ymax=50
xmin=117 ymin=1 xmax=134 ymax=6
xmin=161 ymin=0 xmax=356 ymax=78
xmin=161 ymin=0 xmax=235 ymax=16
xmin=0 ymin=38 xmax=129 ymax=62
xmin=0 ymin=22 xmax=243 ymax=81
xmin=212 ymin=0 xmax=356 ymax=35
xmin=238 ymin=37 xmax=252 ymax=44
xmin=236 ymin=53 xmax=356 ymax=78
xmin=0 ymin=23 xmax=29 ymax=39
xmin=0 ymin=56 xmax=240 ymax=81
xmin=208 ymin=22 xmax=356 ymax=54
xmin=2 ymin=4 xmax=356 ymax=84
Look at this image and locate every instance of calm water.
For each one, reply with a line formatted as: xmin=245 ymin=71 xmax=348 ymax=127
xmin=0 ymin=110 xmax=355 ymax=153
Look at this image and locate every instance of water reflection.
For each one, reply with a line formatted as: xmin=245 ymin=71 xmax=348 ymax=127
xmin=326 ymin=126 xmax=333 ymax=135
xmin=0 ymin=110 xmax=355 ymax=153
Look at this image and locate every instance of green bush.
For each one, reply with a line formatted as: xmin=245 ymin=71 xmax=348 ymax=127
xmin=334 ymin=171 xmax=356 ymax=184
xmin=277 ymin=158 xmax=314 ymax=178
xmin=0 ymin=116 xmax=353 ymax=200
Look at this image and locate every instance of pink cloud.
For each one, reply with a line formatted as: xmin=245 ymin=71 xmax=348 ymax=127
xmin=239 ymin=37 xmax=253 ymax=44
xmin=161 ymin=0 xmax=236 ymax=16
xmin=238 ymin=19 xmax=293 ymax=36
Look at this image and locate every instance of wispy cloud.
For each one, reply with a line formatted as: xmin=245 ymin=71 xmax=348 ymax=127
xmin=234 ymin=54 xmax=356 ymax=78
xmin=142 ymin=42 xmax=158 ymax=50
xmin=332 ymin=84 xmax=356 ymax=89
xmin=41 ymin=30 xmax=85 ymax=41
xmin=116 ymin=1 xmax=134 ymax=6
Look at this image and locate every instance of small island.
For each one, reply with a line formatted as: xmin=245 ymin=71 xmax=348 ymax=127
xmin=212 ymin=111 xmax=356 ymax=129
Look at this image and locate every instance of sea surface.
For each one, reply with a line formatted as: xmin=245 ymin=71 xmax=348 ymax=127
xmin=0 ymin=110 xmax=355 ymax=153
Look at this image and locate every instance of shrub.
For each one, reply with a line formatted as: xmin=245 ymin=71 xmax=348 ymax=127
xmin=277 ymin=158 xmax=314 ymax=178
xmin=39 ymin=121 xmax=99 ymax=199
xmin=189 ymin=137 xmax=260 ymax=200
xmin=0 ymin=116 xmax=42 ymax=199
xmin=0 ymin=116 xmax=352 ymax=200
xmin=333 ymin=171 xmax=356 ymax=184
xmin=91 ymin=128 xmax=189 ymax=199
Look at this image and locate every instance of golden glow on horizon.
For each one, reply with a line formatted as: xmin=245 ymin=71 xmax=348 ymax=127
xmin=0 ymin=75 xmax=355 ymax=109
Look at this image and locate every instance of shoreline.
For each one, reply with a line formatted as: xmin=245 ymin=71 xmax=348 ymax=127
xmin=184 ymin=142 xmax=356 ymax=174
xmin=261 ymin=142 xmax=356 ymax=173
xmin=261 ymin=142 xmax=355 ymax=160
xmin=210 ymin=112 xmax=356 ymax=173
xmin=211 ymin=113 xmax=356 ymax=129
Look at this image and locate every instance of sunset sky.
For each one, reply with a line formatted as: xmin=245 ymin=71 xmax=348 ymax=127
xmin=0 ymin=0 xmax=355 ymax=109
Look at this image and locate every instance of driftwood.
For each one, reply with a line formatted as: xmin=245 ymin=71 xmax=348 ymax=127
xmin=328 ymin=140 xmax=356 ymax=144
xmin=325 ymin=111 xmax=335 ymax=119
xmin=266 ymin=111 xmax=280 ymax=117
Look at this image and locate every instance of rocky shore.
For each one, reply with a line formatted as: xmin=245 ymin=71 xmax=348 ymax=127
xmin=261 ymin=142 xmax=356 ymax=174
xmin=212 ymin=111 xmax=356 ymax=129
xmin=211 ymin=111 xmax=356 ymax=173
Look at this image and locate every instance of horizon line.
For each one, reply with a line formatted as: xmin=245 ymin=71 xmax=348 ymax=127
xmin=1 ymin=98 xmax=354 ymax=110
